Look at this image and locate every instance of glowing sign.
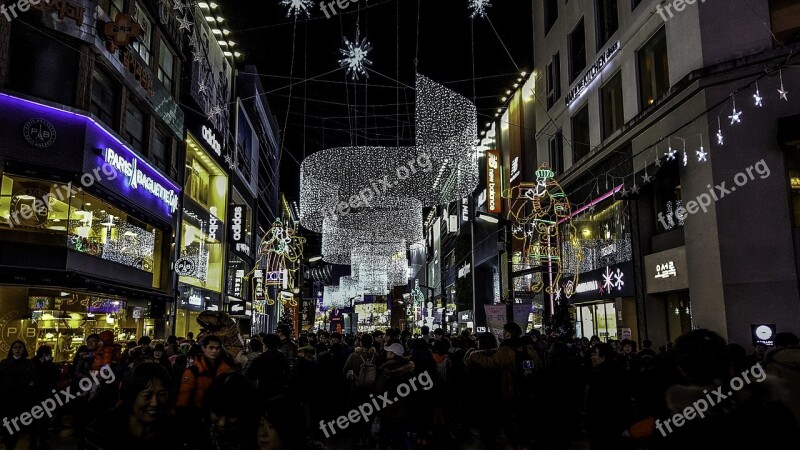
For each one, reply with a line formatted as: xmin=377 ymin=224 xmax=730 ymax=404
xmin=487 ymin=150 xmax=501 ymax=213
xmin=566 ymin=41 xmax=621 ymax=106
xmin=104 ymin=147 xmax=179 ymax=214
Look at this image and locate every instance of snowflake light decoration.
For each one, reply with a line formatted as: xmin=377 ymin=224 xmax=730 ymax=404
xmin=613 ymin=268 xmax=625 ymax=290
xmin=339 ymin=31 xmax=373 ymax=81
xmin=280 ymin=0 xmax=313 ymax=17
xmin=602 ymin=266 xmax=614 ymax=292
xmin=468 ymin=0 xmax=491 ymax=18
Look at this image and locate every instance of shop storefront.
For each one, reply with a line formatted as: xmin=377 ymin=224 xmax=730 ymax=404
xmin=0 ymin=94 xmax=180 ymax=357
xmin=644 ymin=246 xmax=692 ymax=342
xmin=226 ymin=193 xmax=254 ymax=330
xmin=355 ymin=296 xmax=389 ymax=333
xmin=568 ymin=262 xmax=636 ymax=342
xmin=176 ymin=131 xmax=228 ymax=337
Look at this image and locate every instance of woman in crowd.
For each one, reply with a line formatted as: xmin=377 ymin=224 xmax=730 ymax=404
xmin=82 ymin=361 xmax=183 ymax=449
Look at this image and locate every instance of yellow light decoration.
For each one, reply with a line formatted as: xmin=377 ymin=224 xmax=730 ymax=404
xmin=245 ymin=219 xmax=305 ymax=307
xmin=503 ymin=162 xmax=583 ymax=296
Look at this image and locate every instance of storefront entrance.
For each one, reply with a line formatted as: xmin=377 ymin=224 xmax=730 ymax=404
xmin=575 ymin=301 xmax=618 ymax=342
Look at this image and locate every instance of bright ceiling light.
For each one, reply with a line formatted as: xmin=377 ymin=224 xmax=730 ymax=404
xmin=223 ymin=29 xmax=231 ymax=35
xmin=227 ymin=41 xmax=236 ymax=46
xmin=209 ymin=2 xmax=218 ymax=8
xmin=212 ymin=29 xmax=222 ymax=34
xmin=234 ymin=52 xmax=242 ymax=57
xmin=506 ymin=90 xmax=512 ymax=95
xmin=205 ymin=16 xmax=216 ymax=22
xmin=219 ymin=41 xmax=228 ymax=46
xmin=199 ymin=2 xmax=209 ymax=8
xmin=223 ymin=51 xmax=233 ymax=57
xmin=521 ymin=71 xmax=528 ymax=76
xmin=501 ymin=96 xmax=507 ymax=101
xmin=216 ymin=16 xmax=224 ymax=22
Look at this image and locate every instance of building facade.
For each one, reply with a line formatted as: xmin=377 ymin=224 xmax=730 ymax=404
xmin=531 ymin=0 xmax=800 ymax=346
xmin=0 ymin=0 xmax=185 ymax=360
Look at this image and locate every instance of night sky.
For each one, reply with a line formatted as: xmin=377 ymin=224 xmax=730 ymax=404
xmin=226 ymin=0 xmax=533 ymax=199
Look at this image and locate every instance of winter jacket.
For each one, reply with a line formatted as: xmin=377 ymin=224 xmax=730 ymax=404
xmin=0 ymin=356 xmax=36 ymax=416
xmin=176 ymin=355 xmax=235 ymax=409
xmin=234 ymin=350 xmax=262 ymax=376
xmin=342 ymin=346 xmax=376 ymax=380
xmin=467 ymin=337 xmax=540 ymax=402
xmin=279 ymin=339 xmax=299 ymax=378
xmin=766 ymin=345 xmax=800 ymax=425
xmin=376 ymin=357 xmax=416 ymax=423
xmin=247 ymin=349 xmax=288 ymax=400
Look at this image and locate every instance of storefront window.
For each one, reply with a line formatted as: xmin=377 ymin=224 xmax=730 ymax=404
xmin=653 ymin=159 xmax=683 ymax=233
xmin=566 ymin=199 xmax=632 ymax=274
xmin=185 ymin=134 xmax=228 ymax=219
xmin=575 ymin=302 xmax=618 ymax=341
xmin=178 ymin=218 xmax=224 ymax=293
xmin=67 ymin=191 xmax=160 ymax=273
xmin=1 ymin=174 xmax=71 ymax=233
xmin=666 ymin=292 xmax=692 ymax=341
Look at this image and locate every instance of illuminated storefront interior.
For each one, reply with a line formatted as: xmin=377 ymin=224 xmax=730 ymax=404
xmin=176 ymin=133 xmax=229 ymax=337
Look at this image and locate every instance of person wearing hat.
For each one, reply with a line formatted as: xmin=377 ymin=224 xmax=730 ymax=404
xmin=377 ymin=342 xmax=415 ymax=450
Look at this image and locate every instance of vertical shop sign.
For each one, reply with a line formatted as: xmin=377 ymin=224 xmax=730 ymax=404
xmin=487 ymin=150 xmax=502 ymax=213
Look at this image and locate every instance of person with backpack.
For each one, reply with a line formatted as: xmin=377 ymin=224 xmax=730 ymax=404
xmin=467 ymin=322 xmax=540 ymax=449
xmin=342 ymin=334 xmax=377 ymax=447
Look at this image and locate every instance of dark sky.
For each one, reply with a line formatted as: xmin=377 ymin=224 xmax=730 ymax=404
xmin=225 ymin=0 xmax=533 ymax=199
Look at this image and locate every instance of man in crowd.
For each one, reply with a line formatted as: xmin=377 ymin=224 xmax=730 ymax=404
xmin=176 ymin=335 xmax=234 ymax=422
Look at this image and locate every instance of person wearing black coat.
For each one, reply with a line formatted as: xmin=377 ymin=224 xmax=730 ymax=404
xmin=586 ymin=343 xmax=634 ymax=450
xmin=247 ymin=334 xmax=289 ymax=402
xmin=0 ymin=341 xmax=37 ymax=450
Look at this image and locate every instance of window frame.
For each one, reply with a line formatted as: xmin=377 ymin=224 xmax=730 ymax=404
xmin=600 ymin=71 xmax=624 ymax=140
xmin=546 ymin=52 xmax=561 ymax=110
xmin=568 ymin=18 xmax=587 ymax=84
xmin=637 ymin=27 xmax=670 ymax=111
xmin=596 ymin=0 xmax=619 ymax=52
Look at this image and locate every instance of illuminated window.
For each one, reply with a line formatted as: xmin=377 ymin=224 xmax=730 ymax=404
xmin=178 ymin=220 xmax=224 ymax=293
xmin=638 ymin=27 xmax=669 ymax=110
xmin=601 ymin=71 xmax=624 ymax=139
xmin=184 ymin=134 xmax=228 ymax=219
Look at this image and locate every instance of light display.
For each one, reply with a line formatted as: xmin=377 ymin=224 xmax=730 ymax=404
xmin=728 ymin=97 xmax=742 ymax=125
xmin=281 ymin=0 xmax=313 ymax=17
xmin=754 ymin=81 xmax=764 ymax=107
xmin=247 ymin=219 xmax=305 ymax=306
xmin=339 ymin=30 xmax=373 ymax=81
xmin=778 ymin=70 xmax=789 ymax=101
xmin=503 ymin=163 xmax=583 ymax=295
xmin=299 ymin=74 xmax=478 ymax=232
xmin=322 ymin=285 xmax=347 ymax=308
xmin=468 ymin=0 xmax=491 ymax=18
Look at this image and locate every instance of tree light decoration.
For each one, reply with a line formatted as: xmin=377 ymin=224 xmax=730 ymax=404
xmin=468 ymin=0 xmax=491 ymax=18
xmin=339 ymin=30 xmax=373 ymax=81
xmin=280 ymin=0 xmax=313 ymax=17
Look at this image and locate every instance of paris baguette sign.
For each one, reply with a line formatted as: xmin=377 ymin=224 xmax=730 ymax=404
xmin=566 ymin=41 xmax=621 ymax=106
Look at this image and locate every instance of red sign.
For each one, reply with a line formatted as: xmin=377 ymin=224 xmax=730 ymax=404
xmin=103 ymin=14 xmax=142 ymax=53
xmin=487 ymin=150 xmax=502 ymax=214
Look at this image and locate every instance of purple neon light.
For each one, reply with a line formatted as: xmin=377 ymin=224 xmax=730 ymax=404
xmin=0 ymin=92 xmax=180 ymax=192
xmin=559 ymin=184 xmax=623 ymax=224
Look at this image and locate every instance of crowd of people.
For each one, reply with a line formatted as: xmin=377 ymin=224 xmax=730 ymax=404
xmin=0 ymin=323 xmax=799 ymax=450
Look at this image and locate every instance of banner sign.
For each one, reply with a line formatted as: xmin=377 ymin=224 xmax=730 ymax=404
xmin=484 ymin=304 xmax=507 ymax=342
xmin=487 ymin=150 xmax=502 ymax=214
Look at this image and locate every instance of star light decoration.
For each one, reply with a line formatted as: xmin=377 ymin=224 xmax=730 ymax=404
xmin=778 ymin=70 xmax=789 ymax=101
xmin=468 ymin=0 xmax=491 ymax=18
xmin=339 ymin=31 xmax=373 ymax=81
xmin=280 ymin=0 xmax=313 ymax=17
xmin=717 ymin=117 xmax=724 ymax=146
xmin=665 ymin=143 xmax=677 ymax=161
xmin=728 ymin=97 xmax=742 ymax=125
xmin=177 ymin=15 xmax=193 ymax=32
xmin=754 ymin=80 xmax=763 ymax=107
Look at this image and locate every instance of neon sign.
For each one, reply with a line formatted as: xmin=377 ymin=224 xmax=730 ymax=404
xmin=104 ymin=147 xmax=179 ymax=214
xmin=566 ymin=41 xmax=621 ymax=106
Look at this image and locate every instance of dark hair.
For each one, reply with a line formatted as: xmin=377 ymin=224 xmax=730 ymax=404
xmin=775 ymin=332 xmax=800 ymax=348
xmin=433 ymin=328 xmax=444 ymax=336
xmin=153 ymin=344 xmax=166 ymax=352
xmin=477 ymin=332 xmax=498 ymax=350
xmin=202 ymin=335 xmax=222 ymax=347
xmin=36 ymin=345 xmax=53 ymax=359
xmin=674 ymin=329 xmax=729 ymax=385
xmin=642 ymin=339 xmax=653 ymax=349
xmin=622 ymin=339 xmax=637 ymax=351
xmin=167 ymin=335 xmax=178 ymax=345
xmin=249 ymin=339 xmax=263 ymax=352
xmin=6 ymin=340 xmax=29 ymax=359
xmin=137 ymin=336 xmax=152 ymax=346
xmin=204 ymin=372 xmax=256 ymax=419
xmin=592 ymin=343 xmax=615 ymax=360
xmin=187 ymin=332 xmax=194 ymax=338
xmin=263 ymin=334 xmax=281 ymax=350
xmin=119 ymin=362 xmax=173 ymax=411
xmin=503 ymin=322 xmax=523 ymax=338
xmin=87 ymin=333 xmax=101 ymax=341
xmin=261 ymin=396 xmax=306 ymax=449
xmin=433 ymin=339 xmax=451 ymax=355
xmin=421 ymin=326 xmax=430 ymax=335
xmin=330 ymin=332 xmax=341 ymax=340
xmin=360 ymin=334 xmax=373 ymax=348
xmin=276 ymin=324 xmax=292 ymax=339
